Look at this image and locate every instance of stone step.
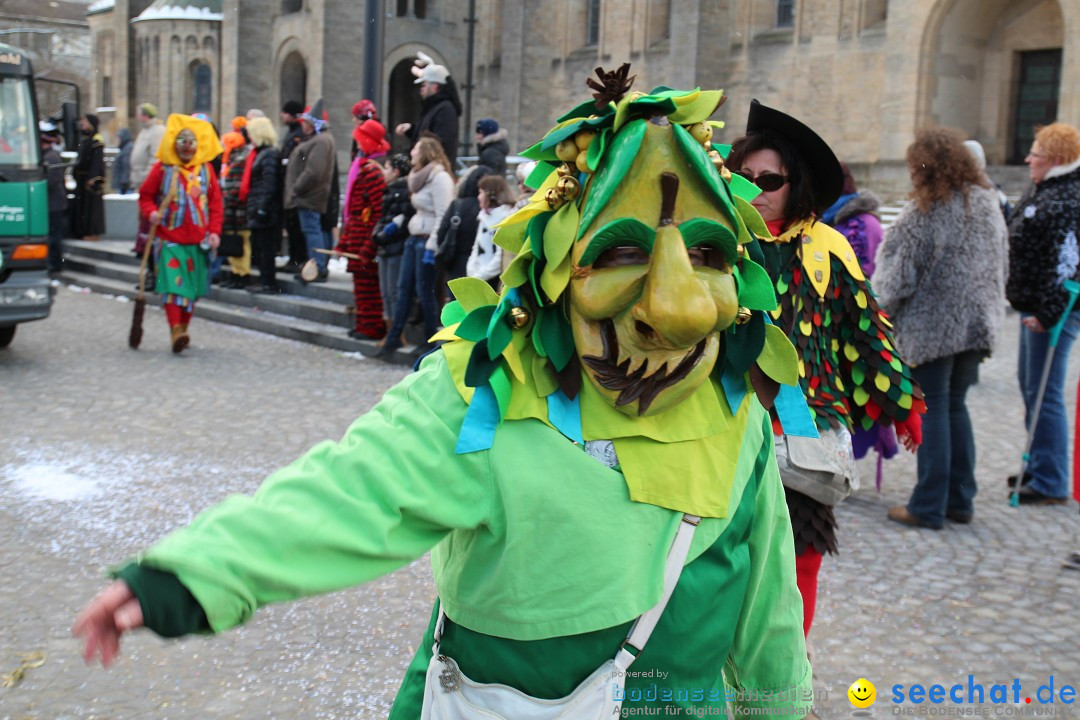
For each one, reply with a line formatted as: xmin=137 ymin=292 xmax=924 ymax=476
xmin=58 ymin=270 xmax=418 ymax=366
xmin=62 ymin=254 xmax=356 ymax=329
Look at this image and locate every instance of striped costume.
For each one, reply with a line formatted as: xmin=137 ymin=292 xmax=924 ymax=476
xmin=339 ymin=158 xmax=387 ymax=339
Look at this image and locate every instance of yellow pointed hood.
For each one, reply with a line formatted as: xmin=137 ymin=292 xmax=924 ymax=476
xmin=156 ymin=113 xmax=223 ymax=167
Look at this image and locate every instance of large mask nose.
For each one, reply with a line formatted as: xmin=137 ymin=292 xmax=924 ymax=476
xmin=631 ymin=225 xmax=717 ymax=348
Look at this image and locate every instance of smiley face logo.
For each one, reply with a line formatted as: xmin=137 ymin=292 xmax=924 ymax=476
xmin=848 ymin=678 xmax=876 ymax=708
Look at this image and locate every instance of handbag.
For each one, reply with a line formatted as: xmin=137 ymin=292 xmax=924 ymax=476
xmin=419 ymin=514 xmax=701 ymax=720
xmin=217 ymin=231 xmax=245 ymax=258
xmin=774 ymin=426 xmax=859 ymax=505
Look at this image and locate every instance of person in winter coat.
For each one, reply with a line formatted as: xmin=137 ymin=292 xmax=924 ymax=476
xmin=873 ymin=128 xmax=1007 ymax=528
xmin=131 ymin=103 xmax=166 ymax=189
xmin=1005 ymin=122 xmax=1080 ymax=505
xmin=283 ymin=100 xmax=337 ymax=283
xmin=394 ymin=62 xmax=462 ymax=166
xmin=72 ymin=113 xmax=106 ymax=241
xmin=465 ymin=175 xmax=516 ymax=288
xmin=279 ymin=100 xmax=308 ymax=272
xmin=475 ymin=118 xmax=509 ymax=176
xmin=41 ymin=129 xmax=68 ymax=274
xmin=821 ymin=163 xmax=883 ymax=277
xmin=963 ymin=140 xmax=1013 ymax=220
xmin=243 ymin=117 xmax=282 ymax=295
xmin=337 ymin=119 xmax=390 ymax=339
xmin=372 ymin=154 xmax=414 ymax=330
xmin=220 ymin=128 xmax=255 ymax=289
xmin=434 ymin=164 xmax=493 ymax=288
xmin=113 ymin=128 xmax=134 ymax=194
xmin=376 ymin=137 xmax=454 ymax=358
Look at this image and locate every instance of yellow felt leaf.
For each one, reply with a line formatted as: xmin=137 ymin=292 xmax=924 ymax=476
xmin=899 ymin=394 xmax=912 ymax=410
xmin=855 ymin=290 xmax=867 ymax=309
xmin=431 ymin=324 xmax=461 ymax=342
xmin=449 ymin=277 xmax=500 ymax=312
xmin=874 ymin=372 xmax=890 ymax=393
xmin=843 ymin=343 xmax=859 ymax=362
xmin=757 ymin=324 xmax=799 ymax=386
xmin=853 ymin=387 xmax=869 ymax=406
xmin=532 ymin=354 xmax=559 ymax=397
xmin=540 ymin=253 xmax=573 ymax=303
xmin=501 ymin=341 xmax=525 ymax=383
xmin=799 ymin=320 xmax=813 ymax=336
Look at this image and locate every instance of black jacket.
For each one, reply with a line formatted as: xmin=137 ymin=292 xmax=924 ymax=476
xmin=434 ymin=166 xmax=493 ymax=267
xmin=280 ymin=121 xmax=305 ymax=161
xmin=410 ymin=90 xmax=460 ymax=166
xmin=477 ymin=130 xmax=510 ymax=176
xmin=322 ymin=159 xmax=340 ymax=230
xmin=1006 ymin=163 xmax=1080 ymax=329
xmin=373 ymin=177 xmax=414 ymax=258
xmin=247 ymin=145 xmax=282 ymax=229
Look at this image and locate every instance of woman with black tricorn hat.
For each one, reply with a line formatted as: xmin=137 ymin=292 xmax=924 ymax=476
xmin=726 ymin=100 xmax=925 ymax=641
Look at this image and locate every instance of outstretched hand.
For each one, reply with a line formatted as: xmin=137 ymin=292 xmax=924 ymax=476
xmin=72 ymin=580 xmax=144 ymax=667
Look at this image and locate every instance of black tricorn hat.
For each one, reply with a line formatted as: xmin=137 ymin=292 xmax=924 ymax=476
xmin=745 ymin=99 xmax=844 ymax=212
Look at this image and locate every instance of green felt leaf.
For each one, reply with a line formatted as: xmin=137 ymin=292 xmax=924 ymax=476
xmin=736 ymin=259 xmax=778 ymax=311
xmin=456 ymin=305 xmax=496 ymax=342
xmin=465 ymin=339 xmax=501 ymax=388
xmin=532 ymin=353 xmax=558 ymax=397
xmin=728 ymin=173 xmax=762 ymax=203
xmin=489 ymin=365 xmax=512 ymax=419
xmin=541 ymin=252 xmax=573 ymax=303
xmin=449 ymin=277 xmax=500 ymax=312
xmin=541 ymin=118 xmax=591 ymax=151
xmin=520 ymin=140 xmax=559 ymax=162
xmin=853 ymin=386 xmax=869 ymax=406
xmin=441 ymin=300 xmax=466 ymax=327
xmin=500 ymin=240 xmax=533 ymax=289
xmin=900 ymin=377 xmax=912 ymax=395
xmin=725 ymin=311 xmax=765 ymax=375
xmin=525 ymin=161 xmax=558 ymax=192
xmin=735 ymin=196 xmax=771 ymax=240
xmin=557 ymin=99 xmax=605 ymax=123
xmin=585 ymin=126 xmax=611 ymax=172
xmin=613 ymin=96 xmax=676 ymax=133
xmin=851 ymin=364 xmax=865 ymax=386
xmin=668 ymin=90 xmax=724 ymax=125
xmin=526 ymin=211 xmax=551 ymax=261
xmin=486 ymin=309 xmax=513 ymax=360
xmin=858 ymin=315 xmax=872 ymax=332
xmin=494 ymin=219 xmax=527 ymax=254
xmin=578 ymin=119 xmax=647 ymax=240
xmin=543 ymin=201 xmax=580 ymax=267
xmin=538 ymin=305 xmax=574 ymax=371
xmin=671 ymin=123 xmax=737 ymax=220
xmin=578 ymin=217 xmax=656 ymax=267
xmin=714 ymin=143 xmax=732 ymax=159
xmin=757 ymin=323 xmax=799 ymax=386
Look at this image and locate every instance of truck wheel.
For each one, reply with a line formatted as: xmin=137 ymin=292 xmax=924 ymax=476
xmin=0 ymin=326 xmax=15 ymax=348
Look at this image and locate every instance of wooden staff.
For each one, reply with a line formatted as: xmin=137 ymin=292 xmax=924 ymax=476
xmin=129 ymin=176 xmax=177 ymax=349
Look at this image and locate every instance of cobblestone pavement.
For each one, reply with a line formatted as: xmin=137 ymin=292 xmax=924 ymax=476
xmin=2 ymin=286 xmax=1080 ymax=719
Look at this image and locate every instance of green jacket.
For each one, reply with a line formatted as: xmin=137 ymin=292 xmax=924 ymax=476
xmin=121 ymin=351 xmax=811 ymax=717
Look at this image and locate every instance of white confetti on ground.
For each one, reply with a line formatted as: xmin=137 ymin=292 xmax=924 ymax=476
xmin=10 ymin=462 xmax=103 ymax=501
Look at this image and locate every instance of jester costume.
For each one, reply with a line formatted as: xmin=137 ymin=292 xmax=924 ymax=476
xmin=138 ymin=114 xmax=224 ymax=353
xmin=101 ymin=70 xmax=813 ymax=717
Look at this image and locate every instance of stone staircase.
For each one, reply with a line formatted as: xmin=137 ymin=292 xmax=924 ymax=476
xmin=59 ymin=239 xmax=418 ymax=366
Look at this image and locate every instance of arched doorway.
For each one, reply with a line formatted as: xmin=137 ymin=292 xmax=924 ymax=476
xmin=388 ymin=58 xmax=422 ymax=155
xmin=919 ymin=0 xmax=1064 ymax=165
xmin=280 ymin=51 xmax=307 ymax=111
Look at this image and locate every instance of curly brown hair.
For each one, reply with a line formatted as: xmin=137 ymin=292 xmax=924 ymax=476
xmin=906 ymin=128 xmax=989 ymax=213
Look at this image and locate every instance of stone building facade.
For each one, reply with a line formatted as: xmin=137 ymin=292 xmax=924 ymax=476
xmin=86 ymin=0 xmax=1075 ymax=191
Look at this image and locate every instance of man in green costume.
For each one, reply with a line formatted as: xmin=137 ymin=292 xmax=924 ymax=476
xmin=74 ymin=67 xmax=813 ymax=718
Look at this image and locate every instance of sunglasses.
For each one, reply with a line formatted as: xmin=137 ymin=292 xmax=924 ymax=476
xmin=733 ymin=170 xmax=789 ymax=192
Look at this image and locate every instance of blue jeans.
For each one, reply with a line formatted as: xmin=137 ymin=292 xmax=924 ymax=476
xmin=1018 ymin=312 xmax=1080 ymax=498
xmin=907 ymin=351 xmax=983 ymax=527
xmin=297 ymin=208 xmax=331 ymax=272
xmin=385 ymin=236 xmax=438 ymax=350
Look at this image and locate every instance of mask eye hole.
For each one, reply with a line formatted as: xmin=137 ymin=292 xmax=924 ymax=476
xmin=687 ymin=246 xmax=729 ymax=271
xmin=593 ymin=246 xmax=649 ymax=268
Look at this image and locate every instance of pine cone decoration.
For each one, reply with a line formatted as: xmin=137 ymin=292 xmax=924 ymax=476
xmin=586 ymin=63 xmax=636 ymax=109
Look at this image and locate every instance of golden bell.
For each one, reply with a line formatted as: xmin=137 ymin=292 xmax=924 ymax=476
xmin=545 ymin=187 xmax=564 ymax=210
xmin=556 ymin=176 xmax=580 ymax=200
xmin=735 ymin=307 xmax=752 ymax=325
xmin=557 ymin=162 xmax=575 ymax=178
xmin=508 ymin=306 xmax=531 ymax=328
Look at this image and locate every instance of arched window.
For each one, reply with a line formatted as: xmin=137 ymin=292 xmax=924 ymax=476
xmin=280 ymin=51 xmax=307 ymax=110
xmin=282 ymin=0 xmax=302 ymax=13
xmin=192 ymin=62 xmax=212 ymax=112
xmin=776 ymin=0 xmax=795 ymax=27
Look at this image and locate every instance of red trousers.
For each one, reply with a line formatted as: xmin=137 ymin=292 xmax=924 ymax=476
xmin=795 ymin=546 xmax=823 ymax=636
xmin=164 ymin=304 xmax=193 ymax=328
xmin=352 ymin=264 xmax=386 ymax=339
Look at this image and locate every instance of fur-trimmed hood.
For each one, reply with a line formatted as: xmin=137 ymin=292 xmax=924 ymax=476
xmin=834 ymin=191 xmax=881 ymax=224
xmin=477 ymin=128 xmax=508 ymax=148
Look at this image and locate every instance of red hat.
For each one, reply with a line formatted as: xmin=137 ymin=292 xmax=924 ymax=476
xmin=353 ymin=119 xmax=389 ymax=157
xmin=352 ymin=99 xmax=377 ymax=120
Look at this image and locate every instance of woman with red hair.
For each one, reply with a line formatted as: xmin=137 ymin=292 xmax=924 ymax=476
xmin=337 ymin=117 xmax=391 ymax=339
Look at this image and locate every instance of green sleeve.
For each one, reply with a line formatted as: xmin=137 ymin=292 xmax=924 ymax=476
xmin=723 ymin=417 xmax=813 ymax=714
xmin=114 ymin=564 xmax=209 ymax=638
xmin=133 ymin=352 xmax=492 ymax=634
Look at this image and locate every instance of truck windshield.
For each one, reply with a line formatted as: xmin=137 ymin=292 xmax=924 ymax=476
xmin=0 ymin=76 xmax=39 ymax=168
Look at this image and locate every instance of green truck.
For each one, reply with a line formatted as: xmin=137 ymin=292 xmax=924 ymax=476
xmin=0 ymin=42 xmax=54 ymax=348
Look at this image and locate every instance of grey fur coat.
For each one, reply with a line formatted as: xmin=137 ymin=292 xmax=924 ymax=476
xmin=872 ymin=185 xmax=1008 ymax=367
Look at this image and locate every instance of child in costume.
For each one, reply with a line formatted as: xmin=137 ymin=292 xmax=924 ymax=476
xmin=76 ymin=69 xmax=813 ymax=718
xmin=726 ymin=100 xmax=925 ymax=639
xmin=138 ymin=114 xmax=224 ymax=353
